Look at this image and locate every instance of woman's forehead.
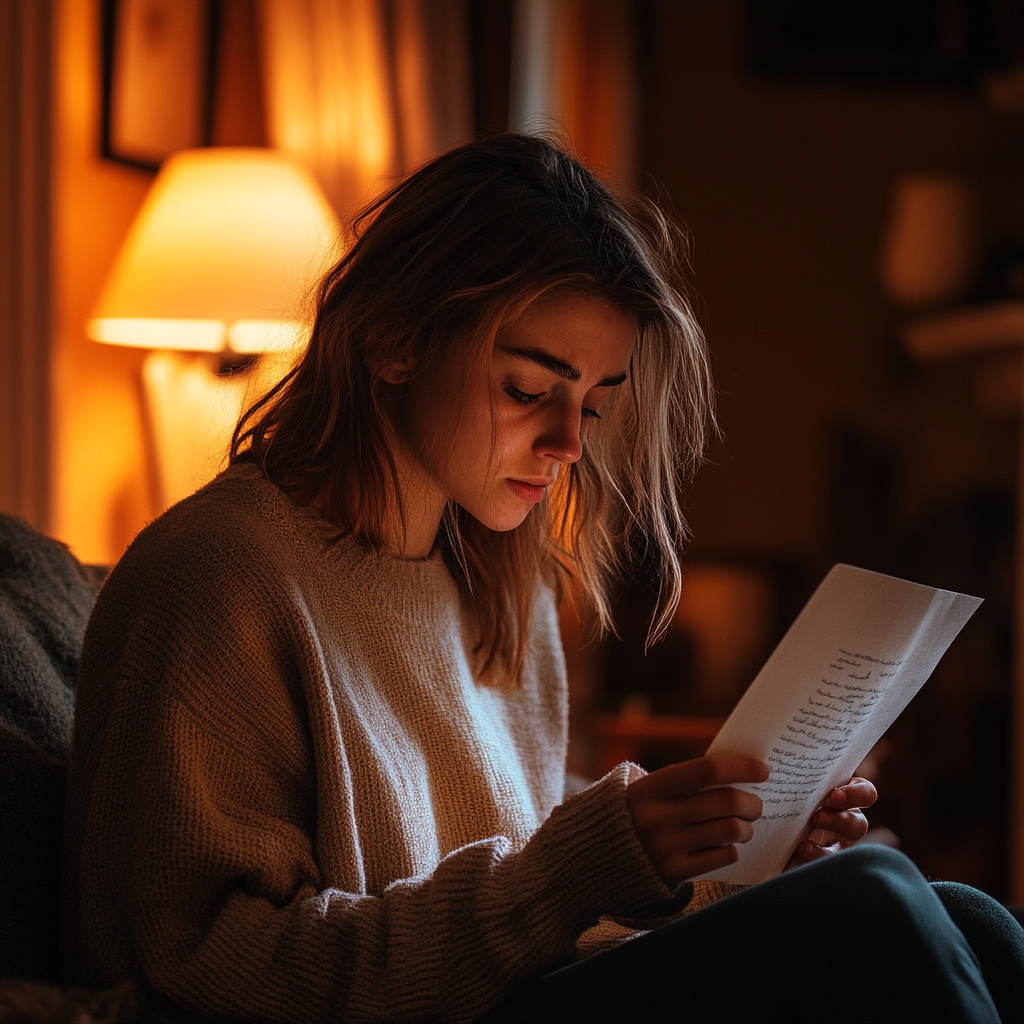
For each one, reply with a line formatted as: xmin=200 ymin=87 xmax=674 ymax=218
xmin=496 ymin=293 xmax=636 ymax=371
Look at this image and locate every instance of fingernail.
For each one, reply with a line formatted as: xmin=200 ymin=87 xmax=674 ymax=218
xmin=828 ymin=789 xmax=847 ymax=807
xmin=817 ymin=809 xmax=834 ymax=827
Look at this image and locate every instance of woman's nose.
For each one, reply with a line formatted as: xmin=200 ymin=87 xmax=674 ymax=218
xmin=534 ymin=402 xmax=583 ymax=465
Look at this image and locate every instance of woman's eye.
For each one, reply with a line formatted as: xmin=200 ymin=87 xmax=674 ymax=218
xmin=502 ymin=382 xmax=544 ymax=406
xmin=502 ymin=380 xmax=601 ymax=420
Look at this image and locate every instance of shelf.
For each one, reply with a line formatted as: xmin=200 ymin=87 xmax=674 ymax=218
xmin=902 ymin=300 xmax=1024 ymax=362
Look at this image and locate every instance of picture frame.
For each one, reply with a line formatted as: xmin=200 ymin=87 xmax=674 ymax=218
xmin=101 ymin=0 xmax=218 ymax=171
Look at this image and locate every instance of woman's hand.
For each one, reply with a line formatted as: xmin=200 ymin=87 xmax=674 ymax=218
xmin=784 ymin=777 xmax=878 ymax=870
xmin=625 ymin=755 xmax=769 ymax=886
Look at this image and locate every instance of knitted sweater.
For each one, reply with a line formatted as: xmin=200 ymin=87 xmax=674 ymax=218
xmin=62 ymin=464 xmax=689 ymax=1023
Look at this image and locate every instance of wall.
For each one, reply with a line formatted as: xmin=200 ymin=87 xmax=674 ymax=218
xmin=639 ymin=2 xmax=1022 ymax=563
xmin=52 ymin=0 xmax=154 ymax=565
xmin=51 ymin=0 xmax=266 ymax=565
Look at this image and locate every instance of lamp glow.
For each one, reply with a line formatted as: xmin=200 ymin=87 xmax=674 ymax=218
xmin=87 ymin=318 xmax=226 ymax=351
xmin=228 ymin=320 xmax=305 ymax=354
xmin=87 ymin=147 xmax=340 ymax=352
xmin=86 ymin=147 xmax=339 ymax=512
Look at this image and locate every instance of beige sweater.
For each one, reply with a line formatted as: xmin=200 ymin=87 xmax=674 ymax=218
xmin=62 ymin=464 xmax=691 ymax=1023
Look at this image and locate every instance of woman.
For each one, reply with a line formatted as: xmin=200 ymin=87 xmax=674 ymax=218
xmin=63 ymin=135 xmax=1023 ymax=1023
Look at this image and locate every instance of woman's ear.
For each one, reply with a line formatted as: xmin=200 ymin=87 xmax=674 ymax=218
xmin=381 ymin=354 xmax=415 ymax=385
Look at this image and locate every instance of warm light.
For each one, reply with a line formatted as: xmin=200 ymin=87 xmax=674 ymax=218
xmin=87 ymin=317 xmax=226 ymax=351
xmin=84 ymin=147 xmax=337 ymax=514
xmin=142 ymin=351 xmax=250 ymax=503
xmin=87 ymin=147 xmax=340 ymax=352
xmin=228 ymin=320 xmax=305 ymax=354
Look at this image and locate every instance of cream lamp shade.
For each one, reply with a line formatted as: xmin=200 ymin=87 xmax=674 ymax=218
xmin=86 ymin=147 xmax=340 ymax=353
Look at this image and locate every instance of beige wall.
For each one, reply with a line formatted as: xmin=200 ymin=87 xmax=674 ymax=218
xmin=51 ymin=0 xmax=154 ymax=564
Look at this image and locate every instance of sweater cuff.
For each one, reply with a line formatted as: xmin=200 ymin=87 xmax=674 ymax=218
xmin=524 ymin=762 xmax=686 ymax=926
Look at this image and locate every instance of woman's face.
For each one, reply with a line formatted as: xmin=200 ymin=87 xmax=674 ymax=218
xmin=401 ymin=292 xmax=636 ymax=533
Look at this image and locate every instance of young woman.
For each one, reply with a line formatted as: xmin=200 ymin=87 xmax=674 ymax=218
xmin=63 ymin=135 xmax=1023 ymax=1024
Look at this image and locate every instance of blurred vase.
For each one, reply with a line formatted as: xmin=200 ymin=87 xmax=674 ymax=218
xmin=881 ymin=175 xmax=976 ymax=308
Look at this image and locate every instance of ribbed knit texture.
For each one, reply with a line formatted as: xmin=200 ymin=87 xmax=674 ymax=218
xmin=62 ymin=465 xmax=682 ymax=1023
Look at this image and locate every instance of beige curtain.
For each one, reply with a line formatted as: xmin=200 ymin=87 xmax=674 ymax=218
xmin=388 ymin=0 xmax=472 ymax=169
xmin=258 ymin=0 xmax=471 ymax=217
xmin=511 ymin=0 xmax=637 ymax=187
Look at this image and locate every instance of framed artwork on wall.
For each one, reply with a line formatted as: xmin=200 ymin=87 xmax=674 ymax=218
xmin=101 ymin=0 xmax=218 ymax=171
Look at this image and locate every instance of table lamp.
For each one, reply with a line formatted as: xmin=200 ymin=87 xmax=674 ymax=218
xmin=86 ymin=147 xmax=340 ymax=511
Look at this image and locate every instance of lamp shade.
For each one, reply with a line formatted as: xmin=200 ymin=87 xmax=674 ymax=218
xmin=87 ymin=148 xmax=340 ymax=352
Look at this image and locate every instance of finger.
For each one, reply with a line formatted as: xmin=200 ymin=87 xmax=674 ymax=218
xmin=788 ymin=838 xmax=837 ymax=868
xmin=687 ymin=815 xmax=757 ymax=850
xmin=812 ymin=808 xmax=869 ymax=843
xmin=679 ymin=787 xmax=764 ymax=825
xmin=632 ymin=786 xmax=763 ymax=833
xmin=826 ymin=777 xmax=877 ymax=811
xmin=633 ymin=755 xmax=769 ymax=802
xmin=643 ymin=782 xmax=765 ymax=831
xmin=645 ymin=815 xmax=757 ymax=863
xmin=659 ymin=843 xmax=742 ymax=885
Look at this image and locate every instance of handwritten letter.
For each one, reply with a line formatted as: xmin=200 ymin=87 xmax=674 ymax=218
xmin=696 ymin=564 xmax=981 ymax=884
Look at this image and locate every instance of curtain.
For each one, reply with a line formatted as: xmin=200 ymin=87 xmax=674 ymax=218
xmin=0 ymin=0 xmax=52 ymax=529
xmin=388 ymin=0 xmax=472 ymax=169
xmin=511 ymin=0 xmax=637 ymax=187
xmin=258 ymin=0 xmax=471 ymax=216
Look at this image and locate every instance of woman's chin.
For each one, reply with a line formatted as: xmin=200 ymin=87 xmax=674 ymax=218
xmin=464 ymin=503 xmax=535 ymax=534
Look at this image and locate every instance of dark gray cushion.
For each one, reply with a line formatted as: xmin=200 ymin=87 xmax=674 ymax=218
xmin=0 ymin=514 xmax=103 ymax=982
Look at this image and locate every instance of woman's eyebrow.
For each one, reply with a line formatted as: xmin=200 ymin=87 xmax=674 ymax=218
xmin=500 ymin=346 xmax=628 ymax=387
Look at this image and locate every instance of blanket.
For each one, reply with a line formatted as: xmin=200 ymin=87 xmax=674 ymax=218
xmin=0 ymin=514 xmax=104 ymax=982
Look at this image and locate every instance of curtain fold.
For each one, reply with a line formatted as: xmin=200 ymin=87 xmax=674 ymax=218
xmin=0 ymin=0 xmax=52 ymax=529
xmin=258 ymin=0 xmax=635 ymax=213
xmin=259 ymin=0 xmax=395 ymax=214
xmin=388 ymin=0 xmax=472 ymax=169
xmin=258 ymin=0 xmax=471 ymax=217
xmin=511 ymin=0 xmax=637 ymax=187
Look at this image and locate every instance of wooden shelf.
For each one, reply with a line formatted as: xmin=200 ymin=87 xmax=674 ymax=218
xmin=902 ymin=300 xmax=1024 ymax=362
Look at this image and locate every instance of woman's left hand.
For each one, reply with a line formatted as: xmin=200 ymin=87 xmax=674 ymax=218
xmin=784 ymin=777 xmax=878 ymax=870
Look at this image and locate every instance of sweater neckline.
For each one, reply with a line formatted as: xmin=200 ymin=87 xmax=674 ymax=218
xmin=226 ymin=461 xmax=449 ymax=576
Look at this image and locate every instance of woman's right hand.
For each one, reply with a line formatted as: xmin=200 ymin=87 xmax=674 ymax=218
xmin=625 ymin=755 xmax=769 ymax=886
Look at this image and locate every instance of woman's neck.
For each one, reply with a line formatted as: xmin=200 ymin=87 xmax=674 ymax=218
xmin=385 ymin=439 xmax=446 ymax=559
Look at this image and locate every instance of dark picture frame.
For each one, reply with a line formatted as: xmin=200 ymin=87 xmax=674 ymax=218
xmin=101 ymin=0 xmax=219 ymax=172
xmin=744 ymin=0 xmax=1023 ymax=91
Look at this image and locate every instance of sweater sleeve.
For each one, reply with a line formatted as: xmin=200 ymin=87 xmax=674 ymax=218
xmin=64 ymin=515 xmax=678 ymax=1024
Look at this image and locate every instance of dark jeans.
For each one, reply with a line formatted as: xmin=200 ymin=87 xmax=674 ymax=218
xmin=479 ymin=845 xmax=1024 ymax=1024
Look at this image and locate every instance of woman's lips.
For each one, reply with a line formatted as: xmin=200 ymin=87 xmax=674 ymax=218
xmin=506 ymin=478 xmax=551 ymax=502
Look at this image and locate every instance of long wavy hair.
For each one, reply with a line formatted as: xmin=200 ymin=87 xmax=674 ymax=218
xmin=231 ymin=134 xmax=715 ymax=685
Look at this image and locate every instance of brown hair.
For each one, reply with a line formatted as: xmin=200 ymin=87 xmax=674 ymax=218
xmin=231 ymin=134 xmax=714 ymax=684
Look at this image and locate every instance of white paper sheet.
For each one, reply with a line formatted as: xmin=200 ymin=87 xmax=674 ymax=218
xmin=695 ymin=564 xmax=982 ymax=884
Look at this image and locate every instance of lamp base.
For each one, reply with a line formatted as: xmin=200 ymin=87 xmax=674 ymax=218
xmin=141 ymin=350 xmax=294 ymax=511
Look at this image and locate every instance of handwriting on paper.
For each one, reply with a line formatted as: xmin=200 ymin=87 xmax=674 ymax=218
xmin=755 ymin=649 xmax=898 ymax=821
xmin=696 ymin=564 xmax=981 ymax=884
